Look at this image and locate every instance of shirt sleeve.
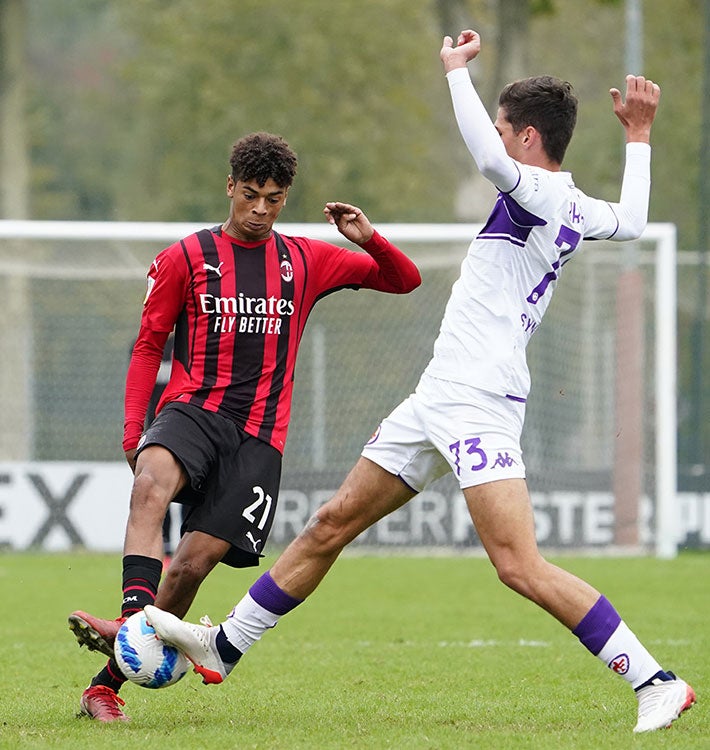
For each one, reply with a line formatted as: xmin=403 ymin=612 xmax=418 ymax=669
xmin=446 ymin=67 xmax=520 ymax=192
xmin=582 ymin=142 xmax=651 ymax=241
xmin=122 ymin=248 xmax=185 ymax=451
xmin=358 ymin=230 xmax=421 ymax=293
xmin=302 ymin=233 xmax=421 ymax=296
xmin=123 ymin=326 xmax=170 ymax=451
xmin=140 ymin=249 xmax=187 ymax=332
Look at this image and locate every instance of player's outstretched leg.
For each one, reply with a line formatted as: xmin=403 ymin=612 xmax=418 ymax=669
xmin=144 ymin=605 xmax=239 ymax=685
xmin=633 ymin=671 xmax=696 ymax=732
xmin=68 ymin=611 xmax=126 ymax=658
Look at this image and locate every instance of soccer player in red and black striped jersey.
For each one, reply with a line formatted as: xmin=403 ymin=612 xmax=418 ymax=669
xmin=69 ymin=132 xmax=421 ymax=722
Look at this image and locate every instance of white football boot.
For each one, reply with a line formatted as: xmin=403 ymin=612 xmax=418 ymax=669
xmin=144 ymin=605 xmax=228 ymax=684
xmin=633 ymin=672 xmax=696 ymax=732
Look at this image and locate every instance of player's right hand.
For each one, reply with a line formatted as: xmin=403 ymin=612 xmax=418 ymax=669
xmin=440 ymin=29 xmax=481 ymax=72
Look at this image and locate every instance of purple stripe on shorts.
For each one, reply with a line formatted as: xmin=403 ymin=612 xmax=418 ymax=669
xmin=505 ymin=394 xmax=527 ymax=403
xmin=572 ymin=595 xmax=621 ymax=656
xmin=249 ymin=571 xmax=303 ymax=616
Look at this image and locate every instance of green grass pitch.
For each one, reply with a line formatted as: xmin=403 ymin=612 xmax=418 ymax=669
xmin=1 ymin=551 xmax=707 ymax=748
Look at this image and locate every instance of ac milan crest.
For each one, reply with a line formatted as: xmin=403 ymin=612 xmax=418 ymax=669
xmin=280 ymin=259 xmax=293 ymax=282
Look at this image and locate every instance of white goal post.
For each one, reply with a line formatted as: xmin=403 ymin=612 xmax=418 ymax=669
xmin=0 ymin=220 xmax=678 ymax=558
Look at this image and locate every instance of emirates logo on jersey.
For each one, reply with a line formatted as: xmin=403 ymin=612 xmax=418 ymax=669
xmin=198 ymin=292 xmax=295 ymax=335
xmin=280 ymin=259 xmax=293 ymax=282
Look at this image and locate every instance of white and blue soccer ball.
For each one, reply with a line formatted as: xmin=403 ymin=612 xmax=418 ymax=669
xmin=114 ymin=611 xmax=189 ymax=689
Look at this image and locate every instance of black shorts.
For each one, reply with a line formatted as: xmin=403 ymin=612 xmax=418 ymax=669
xmin=137 ymin=402 xmax=282 ymax=568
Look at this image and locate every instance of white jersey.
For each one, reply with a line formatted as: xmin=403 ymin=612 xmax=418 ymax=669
xmin=424 ymin=67 xmax=652 ymax=400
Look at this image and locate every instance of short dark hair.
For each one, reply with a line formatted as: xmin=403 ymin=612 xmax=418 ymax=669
xmin=498 ymin=76 xmax=577 ymax=165
xmin=229 ymin=132 xmax=298 ymax=188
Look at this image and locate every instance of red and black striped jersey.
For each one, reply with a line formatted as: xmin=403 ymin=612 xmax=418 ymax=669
xmin=124 ymin=226 xmax=420 ymax=454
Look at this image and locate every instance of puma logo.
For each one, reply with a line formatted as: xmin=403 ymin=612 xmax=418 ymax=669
xmin=246 ymin=531 xmax=261 ymax=552
xmin=203 ymin=261 xmax=224 ymax=277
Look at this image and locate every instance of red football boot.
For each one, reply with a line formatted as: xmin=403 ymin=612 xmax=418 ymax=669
xmin=68 ymin=610 xmax=126 ymax=657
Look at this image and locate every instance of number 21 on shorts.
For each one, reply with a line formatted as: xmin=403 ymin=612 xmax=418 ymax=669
xmin=242 ymin=485 xmax=273 ymax=530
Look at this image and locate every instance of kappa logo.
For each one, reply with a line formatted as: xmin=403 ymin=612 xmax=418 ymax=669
xmin=492 ymin=452 xmax=516 ymax=469
xmin=203 ymin=261 xmax=225 ymax=278
xmin=246 ymin=531 xmax=261 ymax=552
xmin=280 ymin=259 xmax=293 ymax=282
xmin=609 ymin=653 xmax=630 ymax=675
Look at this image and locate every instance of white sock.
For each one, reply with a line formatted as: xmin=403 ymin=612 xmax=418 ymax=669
xmin=596 ymin=621 xmax=663 ymax=689
xmin=220 ymin=593 xmax=281 ymax=655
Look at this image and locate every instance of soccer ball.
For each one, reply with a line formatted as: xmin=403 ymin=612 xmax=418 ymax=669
xmin=114 ymin=611 xmax=189 ymax=689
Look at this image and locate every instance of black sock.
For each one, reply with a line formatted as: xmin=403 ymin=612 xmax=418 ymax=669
xmin=216 ymin=627 xmax=243 ymax=665
xmin=634 ymin=669 xmax=675 ymax=692
xmin=90 ymin=658 xmax=127 ymax=693
xmin=121 ymin=554 xmax=162 ymax=618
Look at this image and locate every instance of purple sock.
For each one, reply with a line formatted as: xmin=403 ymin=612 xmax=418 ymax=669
xmin=249 ymin=571 xmax=303 ymax=616
xmin=572 ymin=595 xmax=621 ymax=655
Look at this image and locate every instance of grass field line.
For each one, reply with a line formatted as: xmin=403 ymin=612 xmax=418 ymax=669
xmin=298 ymin=637 xmax=694 ymax=649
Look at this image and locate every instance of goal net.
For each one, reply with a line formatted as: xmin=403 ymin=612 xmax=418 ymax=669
xmin=0 ymin=221 xmax=677 ymax=557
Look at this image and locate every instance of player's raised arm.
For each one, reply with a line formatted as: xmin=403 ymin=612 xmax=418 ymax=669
xmin=610 ymin=74 xmax=660 ymax=144
xmin=440 ymin=29 xmax=519 ymax=192
xmin=589 ymin=75 xmax=661 ymax=241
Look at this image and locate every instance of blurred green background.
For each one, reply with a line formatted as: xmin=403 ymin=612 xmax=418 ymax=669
xmin=1 ymin=0 xmax=703 ymax=236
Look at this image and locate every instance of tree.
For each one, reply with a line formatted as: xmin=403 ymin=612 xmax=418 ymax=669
xmin=98 ymin=0 xmax=462 ymax=223
xmin=0 ymin=0 xmax=29 ymax=218
xmin=0 ymin=0 xmax=32 ymax=460
xmin=19 ymin=0 xmax=705 ymax=247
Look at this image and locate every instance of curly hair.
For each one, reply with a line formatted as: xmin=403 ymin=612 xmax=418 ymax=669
xmin=499 ymin=76 xmax=578 ymax=165
xmin=229 ymin=132 xmax=298 ymax=188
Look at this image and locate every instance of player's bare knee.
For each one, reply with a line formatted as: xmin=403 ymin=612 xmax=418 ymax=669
xmin=163 ymin=556 xmax=208 ymax=590
xmin=129 ymin=470 xmax=152 ymax=501
xmin=300 ymin=505 xmax=351 ymax=553
xmin=493 ymin=558 xmax=530 ymax=596
xmin=129 ymin=472 xmax=170 ymax=518
xmin=493 ymin=553 xmax=549 ymax=602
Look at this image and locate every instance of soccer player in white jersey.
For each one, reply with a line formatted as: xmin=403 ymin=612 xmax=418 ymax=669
xmin=145 ymin=30 xmax=695 ymax=733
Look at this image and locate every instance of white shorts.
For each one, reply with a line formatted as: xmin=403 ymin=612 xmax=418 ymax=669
xmin=361 ymin=373 xmax=526 ymax=491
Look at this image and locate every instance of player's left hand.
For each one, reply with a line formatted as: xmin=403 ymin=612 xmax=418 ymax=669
xmin=324 ymin=202 xmax=374 ymax=244
xmin=610 ymin=74 xmax=660 ymax=144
